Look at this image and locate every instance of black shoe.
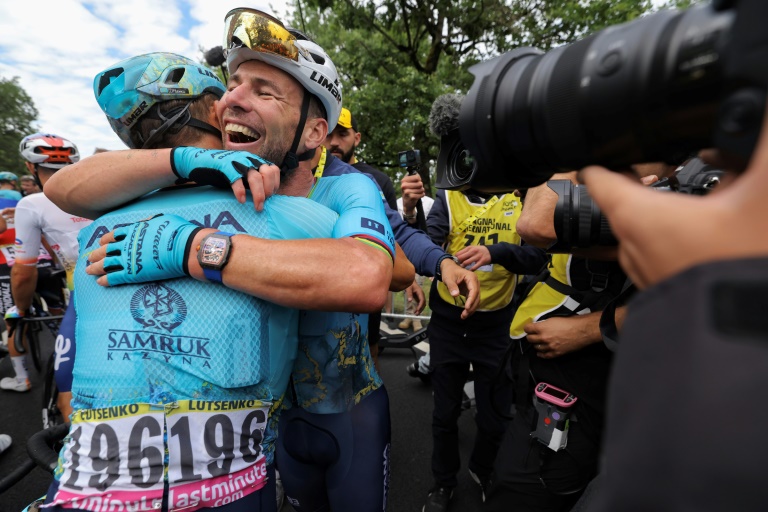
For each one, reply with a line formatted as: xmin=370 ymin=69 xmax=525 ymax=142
xmin=468 ymin=469 xmax=491 ymax=502
xmin=423 ymin=485 xmax=453 ymax=512
xmin=406 ymin=362 xmax=431 ymax=383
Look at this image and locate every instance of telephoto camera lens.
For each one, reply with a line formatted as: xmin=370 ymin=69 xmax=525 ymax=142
xmin=454 ymin=4 xmax=738 ymax=192
xmin=548 ymin=180 xmax=617 ymax=250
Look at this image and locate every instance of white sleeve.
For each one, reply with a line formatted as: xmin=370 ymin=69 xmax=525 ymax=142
xmin=14 ymin=198 xmax=42 ymax=265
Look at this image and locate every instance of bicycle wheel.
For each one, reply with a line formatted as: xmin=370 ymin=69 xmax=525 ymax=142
xmin=42 ymin=352 xmax=62 ymax=429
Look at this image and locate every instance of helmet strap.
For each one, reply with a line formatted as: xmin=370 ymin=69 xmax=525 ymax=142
xmin=280 ymin=90 xmax=315 ymax=175
xmin=31 ymin=165 xmax=44 ymax=191
xmin=186 ymin=118 xmax=222 ymax=140
xmin=140 ymin=104 xmax=193 ymax=149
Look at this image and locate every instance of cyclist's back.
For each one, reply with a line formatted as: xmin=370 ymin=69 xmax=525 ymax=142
xmin=46 ymin=185 xmax=336 ymax=511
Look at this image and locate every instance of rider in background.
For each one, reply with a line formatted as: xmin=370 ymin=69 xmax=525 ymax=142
xmin=0 ymin=172 xmax=20 ymax=326
xmin=0 ymin=134 xmax=90 ymax=412
xmin=19 ymin=174 xmax=41 ymax=196
xmin=0 ymin=172 xmax=22 ymax=201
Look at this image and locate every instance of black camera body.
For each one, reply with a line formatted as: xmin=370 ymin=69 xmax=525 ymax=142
xmin=398 ymin=149 xmax=421 ymax=169
xmin=549 ymin=158 xmax=724 ymax=252
xmin=436 ymin=0 xmax=768 ymax=193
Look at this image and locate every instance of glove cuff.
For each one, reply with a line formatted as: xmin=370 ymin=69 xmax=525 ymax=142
xmin=170 ymin=147 xmax=187 ymax=179
xmin=181 ymin=226 xmax=204 ymax=276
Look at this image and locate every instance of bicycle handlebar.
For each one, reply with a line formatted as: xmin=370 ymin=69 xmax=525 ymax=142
xmin=0 ymin=424 xmax=67 ymax=494
xmin=12 ymin=313 xmax=65 ymax=354
xmin=27 ymin=423 xmax=68 ymax=473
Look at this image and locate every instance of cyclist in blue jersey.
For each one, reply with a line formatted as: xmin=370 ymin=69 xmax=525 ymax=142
xmin=46 ymin=10 xmax=476 ymax=511
xmin=40 ymin=52 xmax=350 ymax=512
xmin=0 ymin=172 xmax=21 ymax=202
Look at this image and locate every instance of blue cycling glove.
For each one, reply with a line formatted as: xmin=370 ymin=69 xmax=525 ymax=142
xmin=170 ymin=147 xmax=273 ymax=189
xmin=101 ymin=214 xmax=201 ymax=286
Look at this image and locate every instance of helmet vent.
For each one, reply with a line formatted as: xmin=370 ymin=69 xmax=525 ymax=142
xmin=98 ymin=68 xmax=124 ymax=96
xmin=167 ymin=68 xmax=186 ymax=85
xmin=308 ymin=52 xmax=325 ymax=65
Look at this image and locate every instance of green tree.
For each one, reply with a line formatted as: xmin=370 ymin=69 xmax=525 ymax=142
xmin=289 ymin=0 xmax=660 ymax=193
xmin=0 ymin=77 xmax=38 ymax=175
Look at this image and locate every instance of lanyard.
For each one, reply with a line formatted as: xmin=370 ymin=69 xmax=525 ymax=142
xmin=313 ymin=146 xmax=328 ymax=178
xmin=450 ymin=195 xmax=500 ymax=237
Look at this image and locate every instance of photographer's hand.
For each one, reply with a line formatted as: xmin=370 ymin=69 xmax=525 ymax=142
xmin=580 ymin=162 xmax=768 ymax=288
xmin=524 ymin=312 xmax=603 ymax=358
xmin=455 ymin=245 xmax=492 ymax=270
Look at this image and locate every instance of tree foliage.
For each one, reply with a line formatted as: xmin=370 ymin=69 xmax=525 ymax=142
xmin=288 ymin=0 xmax=678 ymax=191
xmin=0 ymin=77 xmax=38 ymax=175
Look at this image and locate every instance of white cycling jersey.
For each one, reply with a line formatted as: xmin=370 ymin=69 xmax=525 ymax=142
xmin=14 ymin=192 xmax=92 ymax=289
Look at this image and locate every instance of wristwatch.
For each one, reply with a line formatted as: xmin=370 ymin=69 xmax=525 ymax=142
xmin=197 ymin=231 xmax=234 ymax=283
xmin=435 ymin=253 xmax=459 ymax=281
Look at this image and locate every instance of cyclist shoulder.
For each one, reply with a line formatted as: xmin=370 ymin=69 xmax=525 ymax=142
xmin=0 ymin=190 xmax=21 ymax=201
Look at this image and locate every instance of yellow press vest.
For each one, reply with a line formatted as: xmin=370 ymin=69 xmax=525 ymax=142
xmin=510 ymin=253 xmax=574 ymax=338
xmin=436 ymin=191 xmax=522 ymax=312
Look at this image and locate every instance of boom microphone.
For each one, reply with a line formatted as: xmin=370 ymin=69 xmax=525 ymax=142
xmin=429 ymin=94 xmax=463 ymax=138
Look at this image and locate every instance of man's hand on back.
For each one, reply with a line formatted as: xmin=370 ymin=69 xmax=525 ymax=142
xmin=86 ymin=214 xmax=204 ymax=286
xmin=170 ymin=147 xmax=280 ymax=211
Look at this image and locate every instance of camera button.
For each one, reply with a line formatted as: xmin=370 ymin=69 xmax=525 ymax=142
xmin=598 ymin=50 xmax=623 ymax=76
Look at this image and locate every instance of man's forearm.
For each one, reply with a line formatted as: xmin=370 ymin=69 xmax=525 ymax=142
xmin=46 ymin=149 xmax=177 ymax=219
xmin=11 ymin=264 xmax=38 ymax=313
xmin=187 ymin=231 xmax=393 ymax=312
xmin=391 ymin=243 xmax=415 ymax=292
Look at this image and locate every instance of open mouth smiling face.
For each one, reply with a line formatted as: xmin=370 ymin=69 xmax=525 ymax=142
xmin=225 ymin=123 xmax=261 ymax=145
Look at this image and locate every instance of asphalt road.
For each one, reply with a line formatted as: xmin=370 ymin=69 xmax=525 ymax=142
xmin=0 ymin=327 xmax=484 ymax=512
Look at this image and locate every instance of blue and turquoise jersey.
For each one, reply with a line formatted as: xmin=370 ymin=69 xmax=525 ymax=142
xmin=0 ymin=190 xmax=21 ymax=201
xmin=290 ymin=157 xmax=394 ymax=414
xmin=70 ymin=185 xmax=337 ymax=466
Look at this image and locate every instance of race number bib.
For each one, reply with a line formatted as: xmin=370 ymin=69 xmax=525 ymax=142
xmin=50 ymin=400 xmax=269 ymax=511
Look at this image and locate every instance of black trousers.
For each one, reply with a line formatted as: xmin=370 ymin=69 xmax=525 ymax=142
xmin=484 ymin=386 xmax=599 ymax=512
xmin=428 ymin=317 xmax=512 ymax=488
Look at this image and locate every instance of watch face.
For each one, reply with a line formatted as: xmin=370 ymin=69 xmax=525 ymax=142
xmin=200 ymin=237 xmax=228 ymax=266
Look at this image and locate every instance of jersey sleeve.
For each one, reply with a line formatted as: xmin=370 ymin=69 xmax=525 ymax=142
xmin=13 ymin=197 xmax=43 ymax=265
xmin=265 ymin=196 xmax=338 ymax=240
xmin=319 ymin=174 xmax=395 ymax=260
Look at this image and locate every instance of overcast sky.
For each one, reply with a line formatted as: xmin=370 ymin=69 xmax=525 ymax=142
xmin=0 ymin=0 xmax=281 ymax=158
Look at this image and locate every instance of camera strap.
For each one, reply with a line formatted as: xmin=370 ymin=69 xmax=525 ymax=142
xmin=541 ymin=260 xmax=622 ymax=313
xmin=599 ymin=279 xmax=636 ymax=352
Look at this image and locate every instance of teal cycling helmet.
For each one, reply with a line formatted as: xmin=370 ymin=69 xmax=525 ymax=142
xmin=0 ymin=171 xmax=18 ymax=183
xmin=94 ymin=52 xmax=226 ymax=148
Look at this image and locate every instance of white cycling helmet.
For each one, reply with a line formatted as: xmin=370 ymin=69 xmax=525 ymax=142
xmin=224 ymin=9 xmax=342 ymax=131
xmin=19 ymin=133 xmax=80 ymax=170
